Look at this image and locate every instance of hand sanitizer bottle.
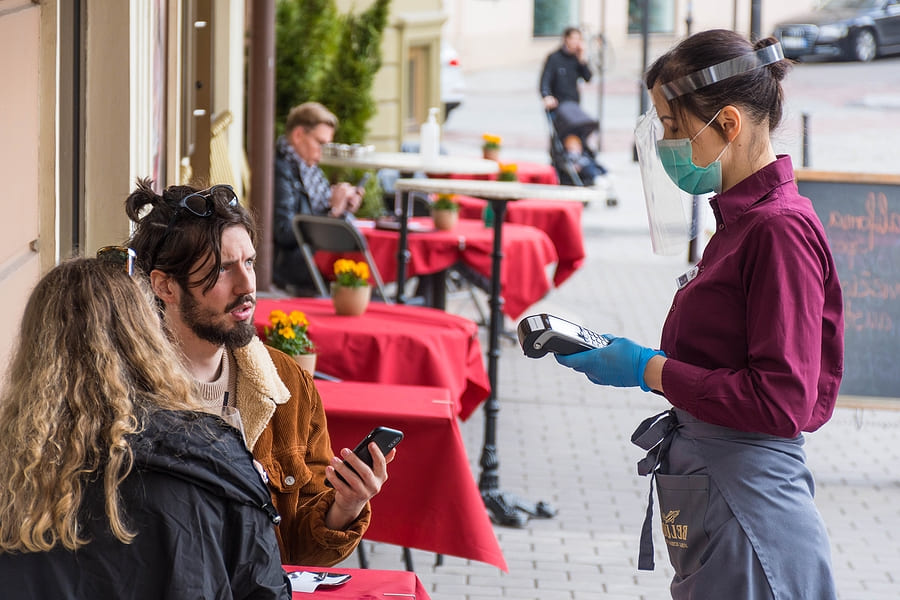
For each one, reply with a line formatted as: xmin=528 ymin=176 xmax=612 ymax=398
xmin=419 ymin=107 xmax=440 ymax=162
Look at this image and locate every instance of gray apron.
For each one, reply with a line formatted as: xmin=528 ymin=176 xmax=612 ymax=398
xmin=632 ymin=409 xmax=837 ymax=600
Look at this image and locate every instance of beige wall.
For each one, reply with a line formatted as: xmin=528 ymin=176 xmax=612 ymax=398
xmin=443 ymin=0 xmax=821 ymax=72
xmin=83 ymin=0 xmax=132 ymax=252
xmin=0 ymin=0 xmax=252 ymax=367
xmin=0 ymin=0 xmax=44 ymax=369
xmin=339 ymin=0 xmax=445 ymax=151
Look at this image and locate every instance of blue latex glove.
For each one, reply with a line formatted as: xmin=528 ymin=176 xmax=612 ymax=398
xmin=555 ymin=335 xmax=665 ymax=392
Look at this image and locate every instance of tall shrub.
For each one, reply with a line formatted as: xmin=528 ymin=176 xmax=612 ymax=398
xmin=274 ymin=0 xmax=338 ymax=136
xmin=320 ymin=0 xmax=390 ymax=144
xmin=274 ymin=0 xmax=390 ymax=143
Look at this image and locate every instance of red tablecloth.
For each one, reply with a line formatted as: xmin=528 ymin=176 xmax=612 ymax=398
xmin=254 ymin=298 xmax=490 ymax=420
xmin=315 ymin=380 xmax=507 ymax=571
xmin=357 ymin=219 xmax=558 ymax=320
xmin=285 ymin=564 xmax=431 ymax=598
xmin=444 ymin=160 xmax=559 ymax=185
xmin=452 ymin=195 xmax=586 ymax=286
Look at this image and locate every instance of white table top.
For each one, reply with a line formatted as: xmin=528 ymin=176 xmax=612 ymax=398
xmin=320 ymin=151 xmax=499 ymax=176
xmin=393 ymin=177 xmax=604 ymax=204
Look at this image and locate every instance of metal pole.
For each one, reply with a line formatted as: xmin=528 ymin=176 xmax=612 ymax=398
xmin=633 ymin=0 xmax=650 ymax=162
xmin=596 ymin=33 xmax=605 ymax=153
xmin=686 ymin=0 xmax=693 ymax=36
xmin=685 ymin=2 xmax=700 ymax=264
xmin=687 ymin=196 xmax=701 ymax=263
xmin=750 ymin=0 xmax=762 ymax=41
xmin=640 ymin=0 xmax=649 ymax=114
xmin=802 ymin=112 xmax=810 ymax=168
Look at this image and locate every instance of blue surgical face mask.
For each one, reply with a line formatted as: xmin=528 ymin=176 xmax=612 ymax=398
xmin=656 ymin=110 xmax=729 ymax=195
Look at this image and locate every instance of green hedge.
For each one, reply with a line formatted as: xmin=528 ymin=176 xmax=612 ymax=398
xmin=275 ymin=0 xmax=390 ymax=144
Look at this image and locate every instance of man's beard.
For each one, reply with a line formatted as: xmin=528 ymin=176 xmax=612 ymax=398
xmin=180 ymin=291 xmax=256 ymax=348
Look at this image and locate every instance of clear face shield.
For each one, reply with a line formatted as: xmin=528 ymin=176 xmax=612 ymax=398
xmin=635 ymin=105 xmax=696 ymax=256
xmin=634 ymin=42 xmax=785 ymax=255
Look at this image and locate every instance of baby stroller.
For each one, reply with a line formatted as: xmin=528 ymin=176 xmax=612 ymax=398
xmin=546 ymin=101 xmax=608 ymax=188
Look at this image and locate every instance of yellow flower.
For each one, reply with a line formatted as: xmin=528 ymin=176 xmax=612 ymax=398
xmin=289 ymin=310 xmax=308 ymax=328
xmin=482 ymin=133 xmax=502 ymax=149
xmin=334 ymin=259 xmax=370 ymax=288
xmin=264 ymin=309 xmax=315 ymax=356
xmin=498 ymin=162 xmax=518 ymax=182
xmin=354 ymin=262 xmax=370 ymax=281
xmin=433 ymin=193 xmax=459 ymax=211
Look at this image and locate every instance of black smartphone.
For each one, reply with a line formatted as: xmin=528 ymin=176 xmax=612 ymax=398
xmin=325 ymin=426 xmax=404 ymax=488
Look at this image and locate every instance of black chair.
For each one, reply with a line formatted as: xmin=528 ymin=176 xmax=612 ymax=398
xmin=291 ymin=214 xmax=391 ymax=302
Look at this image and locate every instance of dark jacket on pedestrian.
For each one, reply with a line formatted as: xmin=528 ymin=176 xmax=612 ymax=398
xmin=540 ymin=47 xmax=592 ymax=105
xmin=0 ymin=410 xmax=291 ymax=600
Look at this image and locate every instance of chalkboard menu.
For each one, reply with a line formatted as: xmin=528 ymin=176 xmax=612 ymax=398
xmin=797 ymin=170 xmax=900 ymax=407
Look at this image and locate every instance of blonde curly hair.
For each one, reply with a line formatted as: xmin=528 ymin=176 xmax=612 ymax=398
xmin=0 ymin=257 xmax=201 ymax=552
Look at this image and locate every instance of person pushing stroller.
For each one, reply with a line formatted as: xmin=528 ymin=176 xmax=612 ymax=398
xmin=540 ymin=27 xmax=590 ymax=112
xmin=540 ymin=27 xmax=613 ymax=199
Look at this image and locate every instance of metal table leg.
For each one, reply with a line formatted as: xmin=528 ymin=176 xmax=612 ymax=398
xmin=477 ymin=197 xmax=556 ymax=527
xmin=393 ymin=189 xmax=411 ymax=304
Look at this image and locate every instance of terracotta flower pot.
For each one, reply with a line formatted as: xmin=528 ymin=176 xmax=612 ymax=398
xmin=482 ymin=147 xmax=500 ymax=161
xmin=331 ymin=283 xmax=372 ymax=316
xmin=292 ymin=353 xmax=317 ymax=376
xmin=432 ymin=208 xmax=459 ymax=231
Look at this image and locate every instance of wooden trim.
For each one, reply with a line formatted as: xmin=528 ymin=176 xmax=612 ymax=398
xmin=836 ymin=395 xmax=900 ymax=411
xmin=795 ymin=169 xmax=900 ymax=186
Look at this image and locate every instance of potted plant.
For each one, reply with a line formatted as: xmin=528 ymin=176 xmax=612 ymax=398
xmin=332 ymin=258 xmax=372 ymax=316
xmin=497 ymin=162 xmax=519 ymax=181
xmin=431 ymin=193 xmax=459 ymax=231
xmin=482 ymin=133 xmax=502 ymax=161
xmin=264 ymin=309 xmax=317 ymax=375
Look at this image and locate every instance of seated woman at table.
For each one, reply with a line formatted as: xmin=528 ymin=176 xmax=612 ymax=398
xmin=0 ymin=257 xmax=289 ymax=599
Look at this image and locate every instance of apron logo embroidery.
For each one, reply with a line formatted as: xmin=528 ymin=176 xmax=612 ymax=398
xmin=661 ymin=509 xmax=689 ymax=546
xmin=662 ymin=509 xmax=680 ymax=523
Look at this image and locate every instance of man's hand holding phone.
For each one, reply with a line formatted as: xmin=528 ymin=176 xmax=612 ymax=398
xmin=323 ymin=427 xmax=402 ymax=530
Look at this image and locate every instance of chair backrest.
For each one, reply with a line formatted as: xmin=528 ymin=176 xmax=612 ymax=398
xmin=291 ymin=214 xmax=390 ymax=302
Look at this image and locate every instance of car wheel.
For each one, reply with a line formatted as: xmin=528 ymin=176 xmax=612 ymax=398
xmin=852 ymin=28 xmax=877 ymax=62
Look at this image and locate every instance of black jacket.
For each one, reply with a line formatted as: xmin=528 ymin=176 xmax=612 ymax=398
xmin=539 ymin=47 xmax=592 ymax=105
xmin=0 ymin=410 xmax=291 ymax=599
xmin=273 ymin=136 xmax=316 ymax=290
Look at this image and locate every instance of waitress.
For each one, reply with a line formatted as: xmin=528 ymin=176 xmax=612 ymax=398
xmin=556 ymin=29 xmax=843 ymax=599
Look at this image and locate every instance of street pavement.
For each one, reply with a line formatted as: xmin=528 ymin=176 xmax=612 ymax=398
xmin=333 ymin=47 xmax=900 ymax=599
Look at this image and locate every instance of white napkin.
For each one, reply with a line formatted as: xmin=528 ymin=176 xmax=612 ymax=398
xmin=288 ymin=571 xmax=352 ymax=593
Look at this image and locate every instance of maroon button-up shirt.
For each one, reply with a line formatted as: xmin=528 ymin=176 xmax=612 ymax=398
xmin=660 ymin=155 xmax=844 ymax=438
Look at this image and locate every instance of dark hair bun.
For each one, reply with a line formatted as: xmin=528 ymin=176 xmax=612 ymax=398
xmin=754 ymin=36 xmax=791 ymax=82
xmin=125 ymin=177 xmax=163 ymax=222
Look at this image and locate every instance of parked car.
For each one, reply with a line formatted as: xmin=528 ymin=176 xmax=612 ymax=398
xmin=773 ymin=0 xmax=900 ymax=62
xmin=441 ymin=42 xmax=466 ymax=119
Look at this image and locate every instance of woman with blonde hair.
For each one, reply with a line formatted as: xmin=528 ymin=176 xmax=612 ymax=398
xmin=0 ymin=256 xmax=289 ymax=599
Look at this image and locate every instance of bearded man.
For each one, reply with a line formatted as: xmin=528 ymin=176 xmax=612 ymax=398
xmin=124 ymin=178 xmax=392 ymax=566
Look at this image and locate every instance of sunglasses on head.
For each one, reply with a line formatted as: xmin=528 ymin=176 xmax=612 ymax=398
xmin=177 ymin=184 xmax=239 ymax=217
xmin=150 ymin=184 xmax=240 ymax=268
xmin=96 ymin=246 xmax=137 ymax=276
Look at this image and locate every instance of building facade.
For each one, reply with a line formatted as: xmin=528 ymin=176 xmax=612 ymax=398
xmin=442 ymin=0 xmax=819 ymax=72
